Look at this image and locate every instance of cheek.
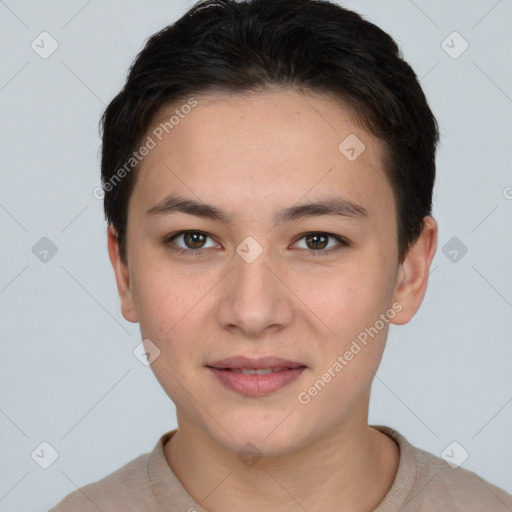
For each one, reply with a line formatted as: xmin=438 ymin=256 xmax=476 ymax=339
xmin=288 ymin=254 xmax=395 ymax=340
xmin=294 ymin=327 xmax=388 ymax=439
xmin=130 ymin=261 xmax=210 ymax=349
xmin=132 ymin=267 xmax=210 ymax=403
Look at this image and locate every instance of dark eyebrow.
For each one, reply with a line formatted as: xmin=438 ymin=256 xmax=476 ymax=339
xmin=146 ymin=194 xmax=231 ymax=222
xmin=145 ymin=194 xmax=368 ymax=223
xmin=275 ymin=197 xmax=368 ymax=223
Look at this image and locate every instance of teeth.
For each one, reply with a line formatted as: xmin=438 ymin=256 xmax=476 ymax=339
xmin=231 ymin=367 xmax=284 ymax=375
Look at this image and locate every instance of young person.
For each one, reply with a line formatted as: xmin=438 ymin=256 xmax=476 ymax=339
xmin=50 ymin=0 xmax=512 ymax=510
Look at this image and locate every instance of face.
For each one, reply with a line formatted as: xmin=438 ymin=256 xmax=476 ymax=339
xmin=108 ymin=88 xmax=436 ymax=456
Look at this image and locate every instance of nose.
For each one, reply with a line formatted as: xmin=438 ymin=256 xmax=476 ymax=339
xmin=216 ymin=245 xmax=295 ymax=338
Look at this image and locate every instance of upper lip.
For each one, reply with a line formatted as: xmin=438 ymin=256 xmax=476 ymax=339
xmin=207 ymin=356 xmax=306 ymax=370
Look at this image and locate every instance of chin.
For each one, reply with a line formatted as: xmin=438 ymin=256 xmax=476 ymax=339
xmin=205 ymin=409 xmax=314 ymax=458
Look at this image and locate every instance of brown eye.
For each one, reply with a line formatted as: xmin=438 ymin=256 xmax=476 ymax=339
xmin=305 ymin=233 xmax=329 ymax=250
xmin=293 ymin=232 xmax=349 ymax=255
xmin=182 ymin=232 xmax=207 ymax=249
xmin=166 ymin=231 xmax=219 ymax=252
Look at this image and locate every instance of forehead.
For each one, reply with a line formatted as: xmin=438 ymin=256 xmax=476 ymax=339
xmin=131 ymin=88 xmax=393 ymax=221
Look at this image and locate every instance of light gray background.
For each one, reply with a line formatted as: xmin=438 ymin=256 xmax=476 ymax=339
xmin=1 ymin=0 xmax=511 ymax=510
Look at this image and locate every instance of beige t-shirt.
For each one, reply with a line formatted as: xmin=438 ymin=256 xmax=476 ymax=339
xmin=49 ymin=425 xmax=512 ymax=511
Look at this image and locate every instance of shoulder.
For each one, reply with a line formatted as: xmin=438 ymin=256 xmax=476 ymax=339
xmin=376 ymin=426 xmax=512 ymax=511
xmin=413 ymin=445 xmax=512 ymax=510
xmin=48 ymin=450 xmax=156 ymax=512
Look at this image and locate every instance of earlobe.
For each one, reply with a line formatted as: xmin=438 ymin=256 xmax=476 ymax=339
xmin=106 ymin=225 xmax=139 ymax=323
xmin=391 ymin=216 xmax=437 ymax=325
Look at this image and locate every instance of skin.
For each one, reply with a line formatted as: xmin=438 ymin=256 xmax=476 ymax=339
xmin=107 ymin=88 xmax=437 ymax=512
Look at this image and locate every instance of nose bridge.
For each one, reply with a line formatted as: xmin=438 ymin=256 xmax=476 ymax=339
xmin=217 ymin=240 xmax=293 ymax=335
xmin=235 ymin=245 xmax=274 ymax=298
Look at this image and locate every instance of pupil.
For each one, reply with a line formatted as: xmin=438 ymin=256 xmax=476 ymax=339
xmin=307 ymin=234 xmax=327 ymax=250
xmin=185 ymin=232 xmax=205 ymax=249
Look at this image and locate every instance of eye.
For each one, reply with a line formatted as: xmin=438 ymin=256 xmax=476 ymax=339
xmin=165 ymin=231 xmax=219 ymax=253
xmin=164 ymin=230 xmax=350 ymax=257
xmin=293 ymin=232 xmax=349 ymax=255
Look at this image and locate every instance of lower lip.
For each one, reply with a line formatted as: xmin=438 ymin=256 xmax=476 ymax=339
xmin=207 ymin=367 xmax=306 ymax=396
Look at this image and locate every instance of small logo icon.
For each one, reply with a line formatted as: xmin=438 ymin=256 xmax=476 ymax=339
xmin=32 ymin=237 xmax=58 ymax=263
xmin=338 ymin=134 xmax=366 ymax=161
xmin=31 ymin=31 xmax=59 ymax=59
xmin=133 ymin=339 xmax=161 ymax=366
xmin=442 ymin=236 xmax=468 ymax=263
xmin=236 ymin=236 xmax=263 ymax=264
xmin=31 ymin=441 xmax=59 ymax=469
xmin=237 ymin=442 xmax=262 ymax=468
xmin=441 ymin=441 xmax=469 ymax=468
xmin=441 ymin=31 xmax=469 ymax=59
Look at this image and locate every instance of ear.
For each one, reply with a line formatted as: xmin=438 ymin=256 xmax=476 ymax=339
xmin=107 ymin=225 xmax=139 ymax=323
xmin=391 ymin=216 xmax=437 ymax=325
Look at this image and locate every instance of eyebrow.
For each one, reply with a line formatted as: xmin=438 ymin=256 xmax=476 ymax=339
xmin=145 ymin=193 xmax=368 ymax=224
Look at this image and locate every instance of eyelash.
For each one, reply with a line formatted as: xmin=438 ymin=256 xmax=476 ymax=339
xmin=163 ymin=230 xmax=350 ymax=257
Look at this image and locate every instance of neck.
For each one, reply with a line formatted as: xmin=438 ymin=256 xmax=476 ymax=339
xmin=164 ymin=399 xmax=399 ymax=512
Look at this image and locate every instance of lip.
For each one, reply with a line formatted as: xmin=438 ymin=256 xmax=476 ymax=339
xmin=207 ymin=356 xmax=306 ymax=370
xmin=206 ymin=356 xmax=307 ymax=396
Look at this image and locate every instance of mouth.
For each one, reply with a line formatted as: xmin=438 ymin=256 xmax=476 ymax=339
xmin=207 ymin=356 xmax=306 ymax=370
xmin=206 ymin=356 xmax=307 ymax=396
xmin=221 ymin=367 xmax=300 ymax=375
